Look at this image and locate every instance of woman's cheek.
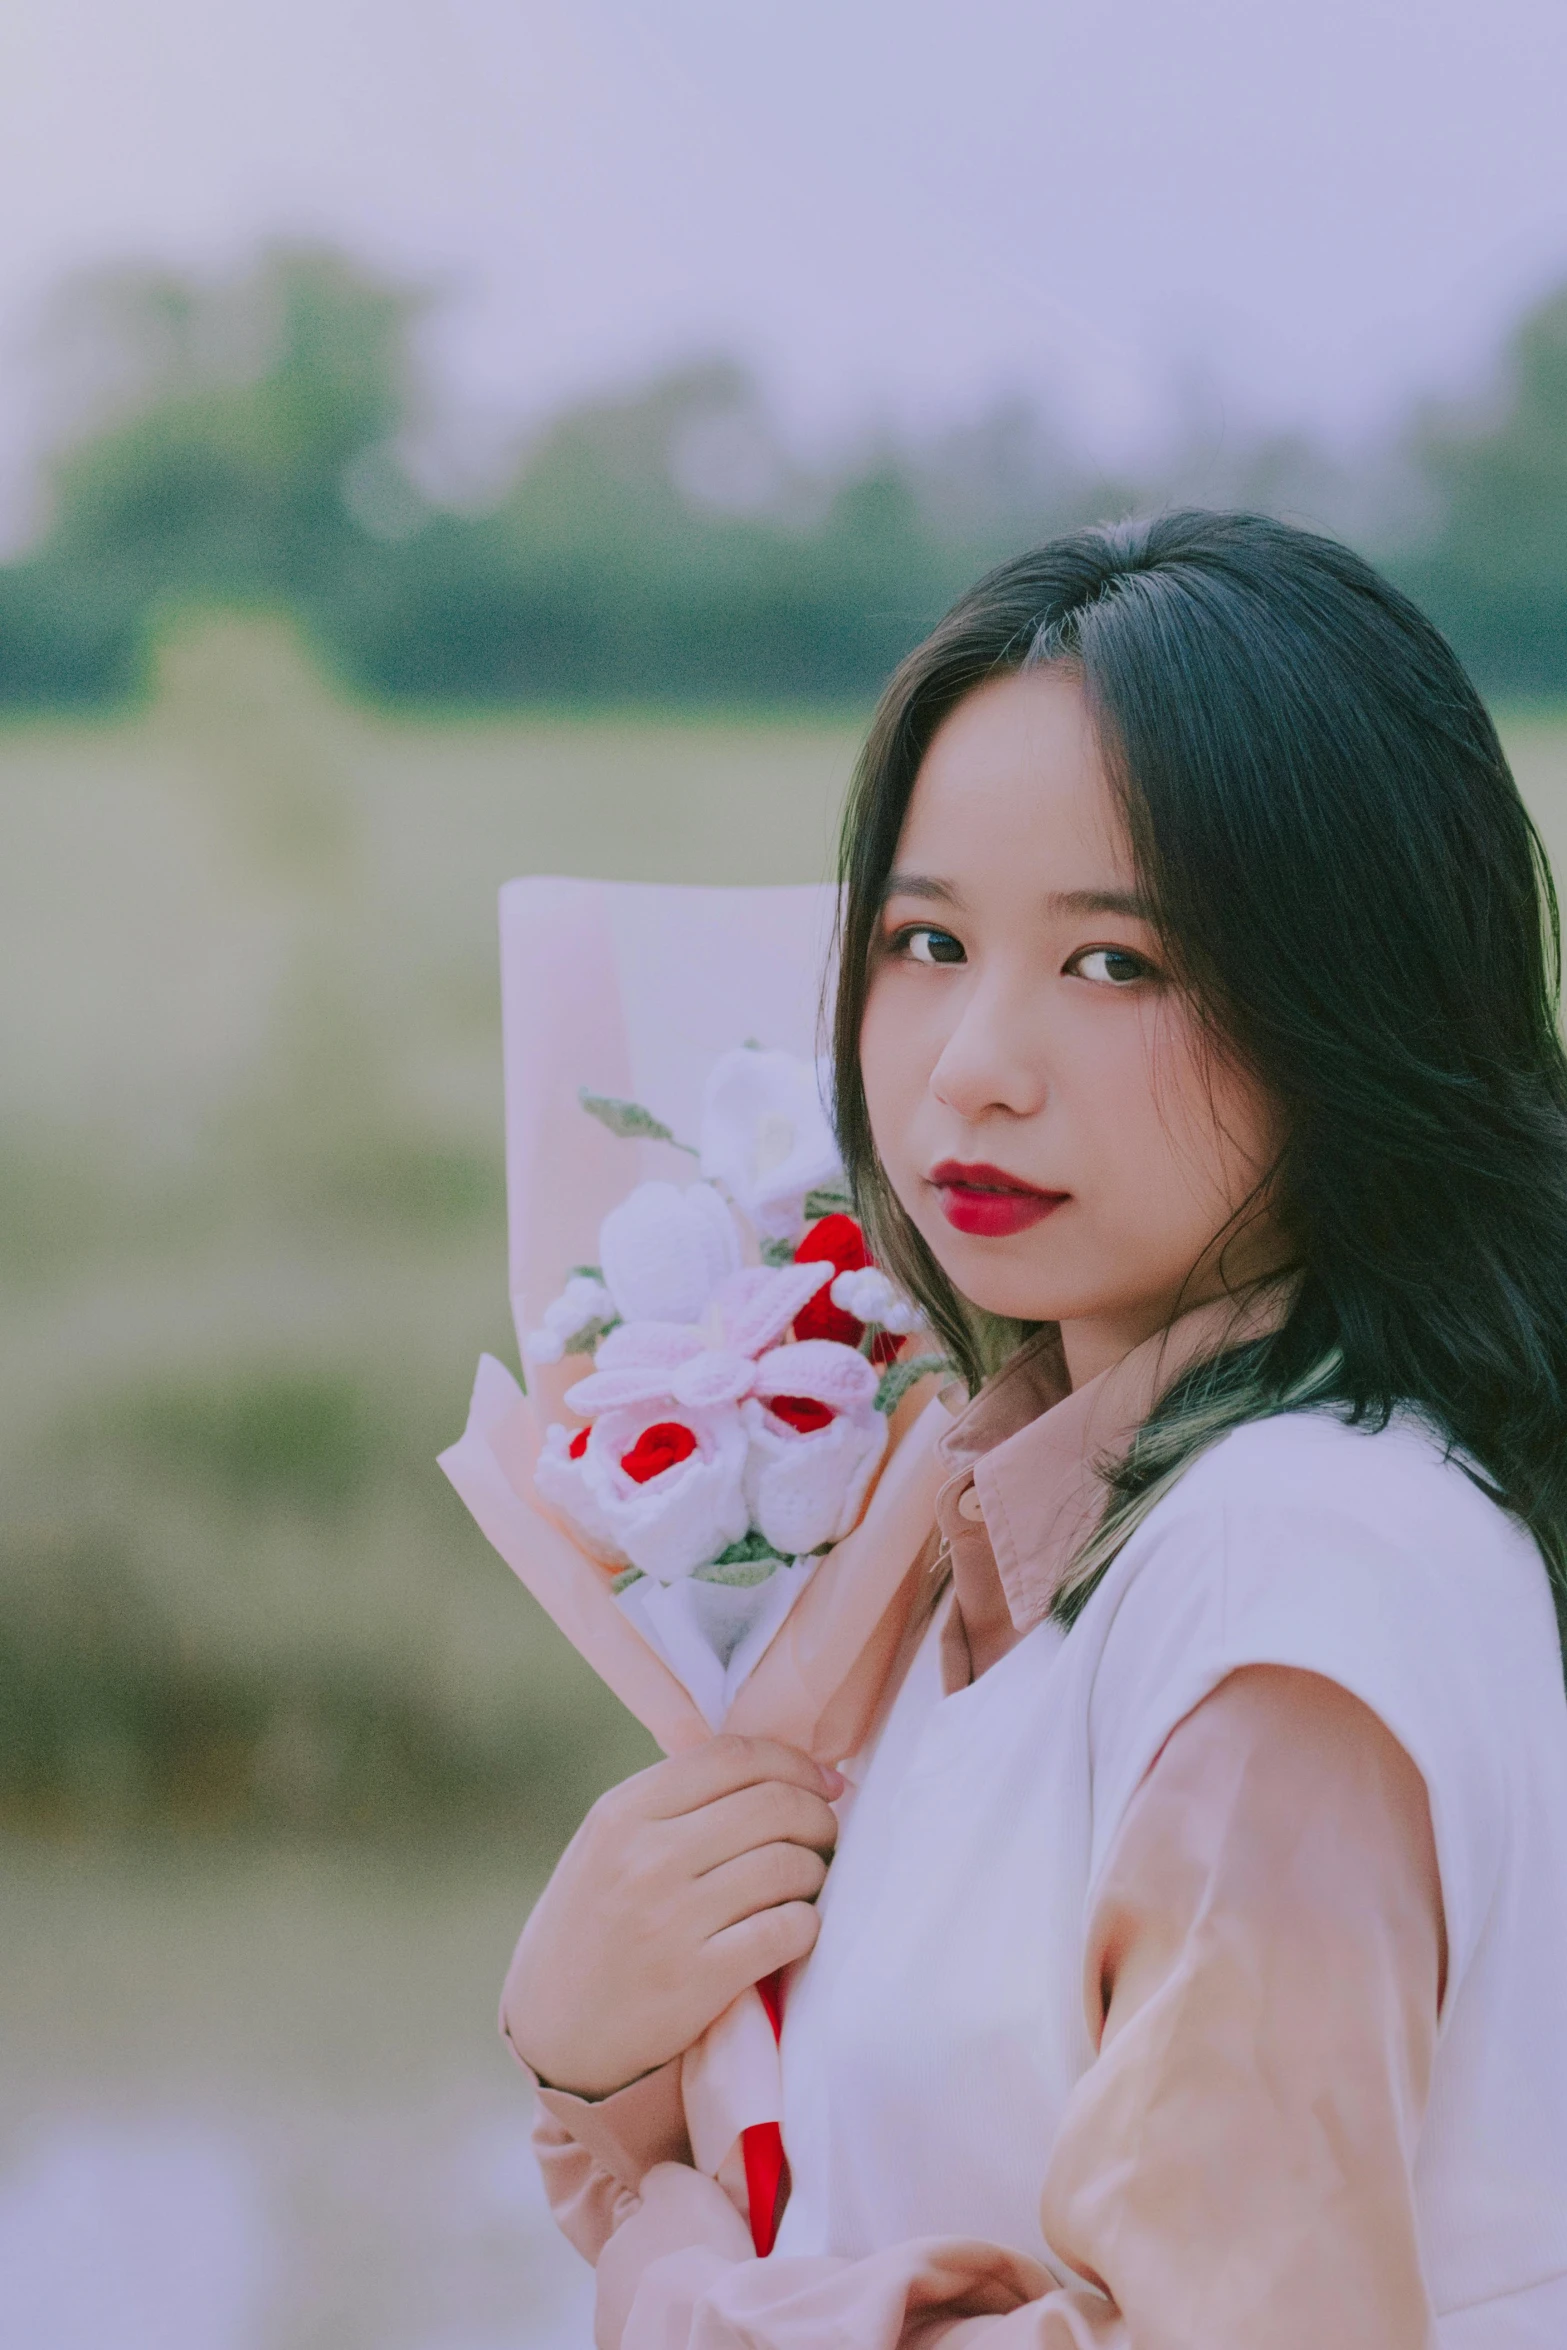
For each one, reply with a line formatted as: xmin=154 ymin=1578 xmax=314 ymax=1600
xmin=858 ymin=974 xmax=933 ymax=1195
xmin=1052 ymin=1021 xmax=1194 ymax=1266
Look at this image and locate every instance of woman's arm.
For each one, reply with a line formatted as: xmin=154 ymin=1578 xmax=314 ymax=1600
xmin=584 ymin=1664 xmax=1446 ymax=2350
xmin=501 ymin=1733 xmax=841 ymax=2261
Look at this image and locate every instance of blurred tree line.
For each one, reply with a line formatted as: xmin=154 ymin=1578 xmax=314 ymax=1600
xmin=0 ymin=244 xmax=1563 ymax=710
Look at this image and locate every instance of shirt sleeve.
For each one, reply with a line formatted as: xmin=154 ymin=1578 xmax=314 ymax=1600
xmin=586 ymin=1663 xmax=1446 ymax=2350
xmin=515 ymin=2050 xmax=692 ymax=2265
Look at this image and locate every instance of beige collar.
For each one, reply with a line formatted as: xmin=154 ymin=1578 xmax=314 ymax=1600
xmin=936 ymin=1288 xmax=1289 ymax=1638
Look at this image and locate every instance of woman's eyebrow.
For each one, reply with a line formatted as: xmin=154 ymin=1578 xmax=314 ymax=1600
xmin=1048 ymin=887 xmax=1155 ymax=920
xmin=882 ymin=872 xmax=960 ymax=906
xmin=884 ymin=878 xmax=1153 ymax=919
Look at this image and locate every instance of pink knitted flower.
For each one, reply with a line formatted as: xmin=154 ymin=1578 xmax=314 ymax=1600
xmin=741 ymin=1339 xmax=888 ymax=1556
xmin=562 ymin=1260 xmax=834 ymax=1418
xmin=537 ymin=1395 xmax=750 ymax=1582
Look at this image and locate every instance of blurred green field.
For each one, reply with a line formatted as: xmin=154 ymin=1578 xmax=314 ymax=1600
xmin=4 ymin=611 xmax=1565 ymax=1842
xmin=0 ymin=610 xmax=858 ymax=1844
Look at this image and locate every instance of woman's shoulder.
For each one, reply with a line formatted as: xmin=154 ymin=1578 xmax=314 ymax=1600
xmin=1156 ymin=1403 xmax=1548 ymax=1611
xmin=1082 ymin=1407 xmax=1567 ymax=1933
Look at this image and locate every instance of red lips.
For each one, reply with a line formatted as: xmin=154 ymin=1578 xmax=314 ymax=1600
xmin=929 ymin=1160 xmax=1067 ymax=1238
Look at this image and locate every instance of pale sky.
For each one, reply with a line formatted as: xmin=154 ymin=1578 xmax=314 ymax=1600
xmin=1 ymin=0 xmax=1565 ymax=531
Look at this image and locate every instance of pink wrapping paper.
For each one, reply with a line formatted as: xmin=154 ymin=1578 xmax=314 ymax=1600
xmin=440 ymin=877 xmax=952 ymax=2197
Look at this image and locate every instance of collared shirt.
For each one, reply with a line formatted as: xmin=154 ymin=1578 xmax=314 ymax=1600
xmin=930 ymin=1295 xmax=1278 ymax=1684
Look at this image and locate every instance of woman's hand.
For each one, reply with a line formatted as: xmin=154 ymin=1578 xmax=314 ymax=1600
xmin=502 ymin=1734 xmax=843 ymax=2098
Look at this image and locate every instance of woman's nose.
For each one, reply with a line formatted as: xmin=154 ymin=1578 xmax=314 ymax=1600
xmin=928 ymin=974 xmax=1048 ymax=1122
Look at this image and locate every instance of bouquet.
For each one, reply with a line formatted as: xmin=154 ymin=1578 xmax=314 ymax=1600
xmin=441 ymin=878 xmax=956 ymax=2251
xmin=524 ymin=1051 xmax=940 ymax=1731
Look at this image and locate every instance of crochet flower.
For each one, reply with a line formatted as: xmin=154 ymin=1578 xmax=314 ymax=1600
xmin=536 ymin=1397 xmax=750 ymax=1582
xmin=523 ymin=1273 xmax=617 ymax=1365
xmin=829 ymin=1265 xmax=925 ymax=1338
xmin=563 ymin=1260 xmax=834 ymax=1418
xmin=599 ymin=1180 xmax=741 ymax=1325
xmin=741 ymin=1339 xmax=889 ymax=1557
xmin=699 ymin=1049 xmax=843 ymax=1243
xmin=524 ymin=1180 xmax=740 ymax=1365
xmin=533 ymin=1417 xmax=630 ymax=1564
xmin=539 ymin=1258 xmax=839 ymax=1578
xmin=791 ymin=1213 xmax=919 ymax=1361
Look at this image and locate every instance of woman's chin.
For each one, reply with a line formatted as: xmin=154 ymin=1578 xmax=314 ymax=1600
xmin=921 ymin=1230 xmax=1081 ymax=1326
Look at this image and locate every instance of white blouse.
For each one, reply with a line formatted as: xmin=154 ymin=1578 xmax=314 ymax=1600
xmin=770 ymin=1404 xmax=1567 ymax=2343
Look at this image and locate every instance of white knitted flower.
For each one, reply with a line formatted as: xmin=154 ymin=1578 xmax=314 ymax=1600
xmin=598 ymin=1179 xmax=741 ymax=1325
xmin=828 ymin=1266 xmax=926 ymax=1336
xmin=523 ymin=1273 xmax=617 ymax=1365
xmin=578 ymin=1399 xmax=750 ymax=1582
xmin=741 ymin=1338 xmax=888 ymax=1556
xmin=533 ymin=1418 xmax=630 ymax=1564
xmin=698 ymin=1049 xmax=844 ymax=1243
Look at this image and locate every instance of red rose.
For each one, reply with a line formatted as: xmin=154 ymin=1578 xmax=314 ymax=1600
xmin=793 ymin=1215 xmax=899 ymax=1362
xmin=766 ymin=1394 xmax=836 ymax=1435
xmin=618 ymin=1421 xmax=699 ymax=1484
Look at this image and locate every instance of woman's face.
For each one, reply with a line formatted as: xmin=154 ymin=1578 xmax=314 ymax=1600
xmin=859 ymin=667 xmax=1284 ymax=1384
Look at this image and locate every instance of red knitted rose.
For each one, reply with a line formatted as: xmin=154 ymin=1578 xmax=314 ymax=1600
xmin=766 ymin=1394 xmax=836 ymax=1435
xmin=792 ymin=1215 xmax=900 ymax=1362
xmin=619 ymin=1422 xmax=699 ymax=1483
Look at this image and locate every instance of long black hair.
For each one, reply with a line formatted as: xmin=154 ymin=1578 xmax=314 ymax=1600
xmin=832 ymin=510 xmax=1567 ymax=1637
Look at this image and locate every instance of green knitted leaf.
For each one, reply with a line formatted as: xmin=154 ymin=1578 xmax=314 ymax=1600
xmin=694 ymin=1551 xmax=786 ymax=1587
xmin=561 ymin=1315 xmax=619 ymax=1357
xmin=695 ymin=1529 xmax=790 ymax=1584
xmin=715 ymin=1529 xmax=776 ymax=1562
xmin=577 ymin=1089 xmax=698 ymax=1154
xmin=873 ymin=1353 xmax=952 ymax=1415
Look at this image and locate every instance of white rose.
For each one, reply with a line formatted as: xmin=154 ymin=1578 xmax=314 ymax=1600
xmin=579 ymin=1399 xmax=750 ymax=1583
xmin=698 ymin=1049 xmax=844 ymax=1243
xmin=533 ymin=1420 xmax=630 ymax=1565
xmin=598 ymin=1180 xmax=741 ymax=1326
xmin=741 ymin=1339 xmax=888 ymax=1556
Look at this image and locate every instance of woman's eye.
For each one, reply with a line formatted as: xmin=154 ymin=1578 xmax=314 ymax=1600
xmin=1069 ymin=945 xmax=1152 ymax=986
xmin=899 ymin=925 xmax=966 ymax=966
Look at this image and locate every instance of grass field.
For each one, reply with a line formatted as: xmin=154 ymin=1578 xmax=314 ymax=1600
xmin=0 ymin=610 xmax=860 ymax=1843
xmin=4 ymin=609 xmax=1565 ymax=1841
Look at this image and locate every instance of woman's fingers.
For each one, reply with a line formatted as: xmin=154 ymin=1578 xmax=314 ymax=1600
xmin=499 ymin=1736 xmax=844 ymax=2097
xmin=677 ymin=1778 xmax=840 ymax=1877
xmin=638 ymin=1735 xmax=842 ymax=1821
xmin=695 ymin=1839 xmax=830 ymax=1935
xmin=703 ymin=1900 xmax=822 ymax=1998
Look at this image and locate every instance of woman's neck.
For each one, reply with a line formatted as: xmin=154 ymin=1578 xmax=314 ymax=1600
xmin=1057 ymin=1309 xmax=1173 ymax=1391
xmin=1058 ymin=1257 xmax=1299 ymax=1391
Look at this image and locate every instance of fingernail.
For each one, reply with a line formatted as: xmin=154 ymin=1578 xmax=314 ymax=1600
xmin=820 ymin=1765 xmax=847 ymax=1798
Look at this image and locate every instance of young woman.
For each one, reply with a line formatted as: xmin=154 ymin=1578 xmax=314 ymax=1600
xmin=503 ymin=512 xmax=1567 ymax=2347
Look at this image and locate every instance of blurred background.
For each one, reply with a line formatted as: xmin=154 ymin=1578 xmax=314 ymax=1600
xmin=3 ymin=3 xmax=1566 ymax=2343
